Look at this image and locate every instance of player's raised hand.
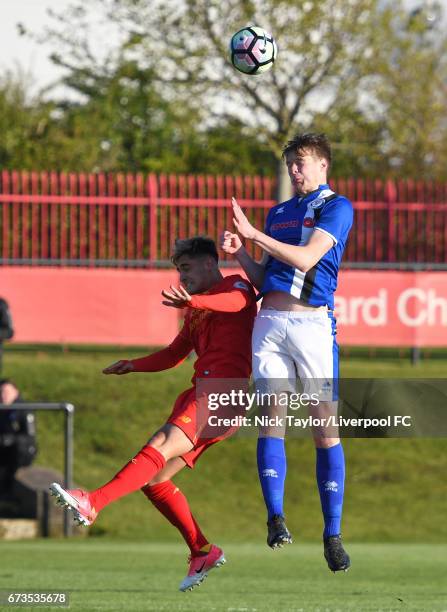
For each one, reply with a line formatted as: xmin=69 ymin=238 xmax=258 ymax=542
xmin=231 ymin=197 xmax=257 ymax=240
xmin=162 ymin=284 xmax=192 ymax=308
xmin=221 ymin=230 xmax=242 ymax=255
xmin=102 ymin=360 xmax=134 ymax=375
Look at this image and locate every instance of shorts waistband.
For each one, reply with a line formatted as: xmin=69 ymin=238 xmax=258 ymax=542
xmin=258 ymin=308 xmax=333 ymax=319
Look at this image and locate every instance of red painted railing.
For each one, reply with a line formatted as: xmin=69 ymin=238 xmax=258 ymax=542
xmin=0 ymin=170 xmax=446 ymax=267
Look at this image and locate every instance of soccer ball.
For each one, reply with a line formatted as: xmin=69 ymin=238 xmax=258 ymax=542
xmin=230 ymin=26 xmax=277 ymax=75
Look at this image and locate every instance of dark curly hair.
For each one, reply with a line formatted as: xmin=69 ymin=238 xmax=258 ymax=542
xmin=172 ymin=237 xmax=219 ymax=265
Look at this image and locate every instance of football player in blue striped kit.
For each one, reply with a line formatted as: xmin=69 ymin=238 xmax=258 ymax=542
xmin=222 ymin=133 xmax=353 ymax=572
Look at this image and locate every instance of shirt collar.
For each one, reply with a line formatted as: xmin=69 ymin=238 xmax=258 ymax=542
xmin=295 ymin=184 xmax=330 ymax=206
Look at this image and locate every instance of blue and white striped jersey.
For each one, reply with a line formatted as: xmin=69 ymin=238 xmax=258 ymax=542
xmin=261 ymin=184 xmax=353 ymax=309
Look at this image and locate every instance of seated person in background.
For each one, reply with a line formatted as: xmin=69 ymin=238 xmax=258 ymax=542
xmin=0 ymin=379 xmax=37 ymax=493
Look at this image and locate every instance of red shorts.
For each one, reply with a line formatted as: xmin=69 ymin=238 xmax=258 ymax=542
xmin=167 ymin=381 xmax=248 ymax=468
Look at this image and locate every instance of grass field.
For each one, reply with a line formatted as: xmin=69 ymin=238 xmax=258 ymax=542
xmin=1 ymin=540 xmax=446 ymax=611
xmin=1 ymin=348 xmax=447 ymax=610
xmin=2 ymin=348 xmax=447 ymax=542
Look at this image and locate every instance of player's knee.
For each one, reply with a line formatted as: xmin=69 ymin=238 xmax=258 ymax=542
xmin=258 ymin=425 xmax=286 ymax=438
xmin=147 ymin=430 xmax=167 ymax=450
xmin=146 ymin=434 xmax=177 ymax=461
xmin=313 ymin=435 xmax=340 ymax=449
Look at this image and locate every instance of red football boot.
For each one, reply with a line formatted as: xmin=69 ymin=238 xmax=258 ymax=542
xmin=179 ymin=544 xmax=226 ymax=592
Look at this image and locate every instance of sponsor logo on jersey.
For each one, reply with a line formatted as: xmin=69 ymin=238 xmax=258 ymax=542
xmin=262 ymin=468 xmax=278 ymax=478
xmin=324 ymin=480 xmax=338 ymax=492
xmin=271 ymin=219 xmax=299 ymax=232
xmin=303 ymin=217 xmax=315 ymax=228
xmin=180 ymin=415 xmax=192 ymax=424
xmin=274 ymin=206 xmax=285 ymax=215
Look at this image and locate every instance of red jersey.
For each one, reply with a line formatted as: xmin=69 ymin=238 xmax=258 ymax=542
xmin=130 ymin=274 xmax=257 ymax=382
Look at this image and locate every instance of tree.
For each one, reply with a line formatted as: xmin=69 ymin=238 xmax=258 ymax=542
xmin=37 ymin=0 xmax=447 ymax=183
xmin=40 ymin=58 xmax=204 ymax=173
xmin=367 ymin=5 xmax=447 ymax=179
xmin=0 ymin=72 xmax=56 ymax=170
xmin=38 ymin=58 xmax=276 ymax=175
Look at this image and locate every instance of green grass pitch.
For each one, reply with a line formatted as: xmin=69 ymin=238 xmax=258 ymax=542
xmin=1 ymin=540 xmax=446 ymax=611
xmin=2 ymin=349 xmax=447 ymax=610
xmin=3 ymin=349 xmax=447 ymax=542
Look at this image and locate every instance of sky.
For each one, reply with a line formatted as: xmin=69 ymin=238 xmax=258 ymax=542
xmin=0 ymin=0 xmax=443 ymax=99
xmin=0 ymin=0 xmax=74 ymax=96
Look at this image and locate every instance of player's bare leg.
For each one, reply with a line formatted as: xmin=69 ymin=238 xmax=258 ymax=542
xmin=146 ymin=456 xmax=186 ymax=485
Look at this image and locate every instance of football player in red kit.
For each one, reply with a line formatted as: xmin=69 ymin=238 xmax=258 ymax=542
xmin=50 ymin=237 xmax=256 ymax=592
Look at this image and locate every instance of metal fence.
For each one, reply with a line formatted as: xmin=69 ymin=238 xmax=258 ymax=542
xmin=1 ymin=170 xmax=446 ymax=268
xmin=0 ymin=402 xmax=74 ymax=537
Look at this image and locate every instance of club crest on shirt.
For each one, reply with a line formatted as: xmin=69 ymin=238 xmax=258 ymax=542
xmin=189 ymin=309 xmax=209 ymax=332
xmin=310 ymin=197 xmax=326 ymax=209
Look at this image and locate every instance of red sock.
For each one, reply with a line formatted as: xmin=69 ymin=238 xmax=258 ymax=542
xmin=89 ymin=445 xmax=166 ymax=513
xmin=143 ymin=480 xmax=209 ymax=555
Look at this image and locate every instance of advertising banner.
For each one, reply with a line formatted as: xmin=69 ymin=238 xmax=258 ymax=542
xmin=1 ymin=268 xmax=446 ymax=347
xmin=336 ymin=271 xmax=447 ymax=347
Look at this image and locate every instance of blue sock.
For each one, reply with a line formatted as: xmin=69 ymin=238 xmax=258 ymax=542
xmin=257 ymin=437 xmax=286 ymax=520
xmin=316 ymin=443 xmax=345 ymax=538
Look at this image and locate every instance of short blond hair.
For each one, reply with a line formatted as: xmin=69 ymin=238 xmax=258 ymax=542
xmin=283 ymin=132 xmax=332 ymax=167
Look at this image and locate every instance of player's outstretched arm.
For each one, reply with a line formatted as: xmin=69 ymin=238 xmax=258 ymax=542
xmin=103 ymin=330 xmax=193 ymax=375
xmin=221 ymin=228 xmax=267 ymax=291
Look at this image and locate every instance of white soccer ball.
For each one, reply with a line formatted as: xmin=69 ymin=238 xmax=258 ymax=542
xmin=230 ymin=26 xmax=277 ymax=75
